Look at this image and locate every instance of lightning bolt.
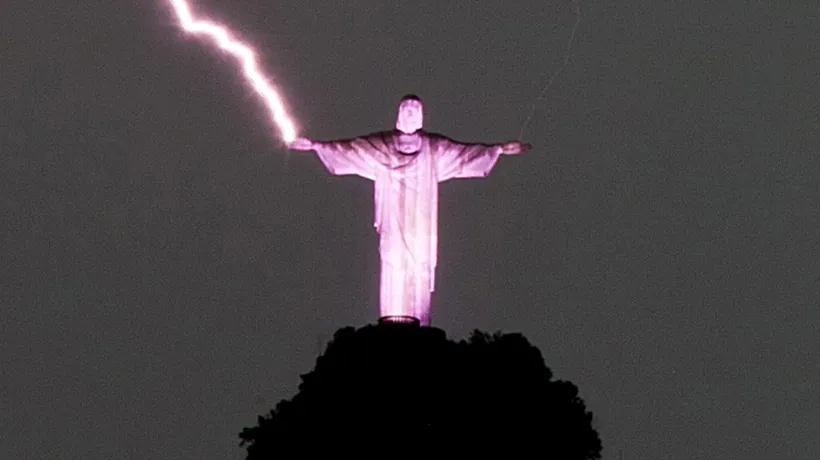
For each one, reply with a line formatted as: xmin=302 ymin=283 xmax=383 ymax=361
xmin=168 ymin=0 xmax=298 ymax=144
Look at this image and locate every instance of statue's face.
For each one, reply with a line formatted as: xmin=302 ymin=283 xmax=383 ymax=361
xmin=396 ymin=98 xmax=423 ymax=134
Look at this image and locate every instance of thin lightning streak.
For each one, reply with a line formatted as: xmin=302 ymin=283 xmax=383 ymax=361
xmin=168 ymin=0 xmax=298 ymax=143
xmin=518 ymin=0 xmax=583 ymax=140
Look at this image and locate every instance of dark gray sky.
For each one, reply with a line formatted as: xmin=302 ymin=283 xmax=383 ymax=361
xmin=2 ymin=1 xmax=818 ymax=459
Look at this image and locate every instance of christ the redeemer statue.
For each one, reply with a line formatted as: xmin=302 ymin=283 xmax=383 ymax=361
xmin=288 ymin=94 xmax=529 ymax=325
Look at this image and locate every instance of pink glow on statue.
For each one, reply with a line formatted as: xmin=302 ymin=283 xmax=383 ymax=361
xmin=396 ymin=96 xmax=423 ymax=134
xmin=289 ymin=95 xmax=530 ymax=325
xmin=168 ymin=0 xmax=297 ymax=143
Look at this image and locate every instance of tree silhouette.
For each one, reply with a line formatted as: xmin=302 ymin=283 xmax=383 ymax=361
xmin=239 ymin=322 xmax=602 ymax=458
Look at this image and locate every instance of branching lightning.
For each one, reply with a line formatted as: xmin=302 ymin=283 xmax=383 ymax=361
xmin=168 ymin=0 xmax=297 ymax=143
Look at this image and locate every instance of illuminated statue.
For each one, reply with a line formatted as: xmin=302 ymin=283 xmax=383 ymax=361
xmin=288 ymin=95 xmax=529 ymax=325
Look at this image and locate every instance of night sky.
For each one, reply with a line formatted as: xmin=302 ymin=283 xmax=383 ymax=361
xmin=2 ymin=1 xmax=818 ymax=459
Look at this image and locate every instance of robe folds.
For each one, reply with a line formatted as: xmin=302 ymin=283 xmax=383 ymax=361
xmin=314 ymin=130 xmax=501 ymax=325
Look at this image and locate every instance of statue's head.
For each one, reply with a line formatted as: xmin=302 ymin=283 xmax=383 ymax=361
xmin=396 ymin=94 xmax=423 ymax=134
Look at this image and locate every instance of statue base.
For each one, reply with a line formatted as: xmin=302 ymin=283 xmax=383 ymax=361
xmin=378 ymin=315 xmax=421 ymax=326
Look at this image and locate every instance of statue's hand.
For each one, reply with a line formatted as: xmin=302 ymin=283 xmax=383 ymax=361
xmin=288 ymin=137 xmax=314 ymax=151
xmin=500 ymin=141 xmax=531 ymax=155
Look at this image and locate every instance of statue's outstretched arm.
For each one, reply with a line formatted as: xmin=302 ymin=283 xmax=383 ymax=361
xmin=288 ymin=135 xmax=383 ymax=180
xmin=434 ymin=135 xmax=530 ymax=182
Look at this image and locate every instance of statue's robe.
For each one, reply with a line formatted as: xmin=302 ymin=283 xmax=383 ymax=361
xmin=314 ymin=130 xmax=502 ymax=325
